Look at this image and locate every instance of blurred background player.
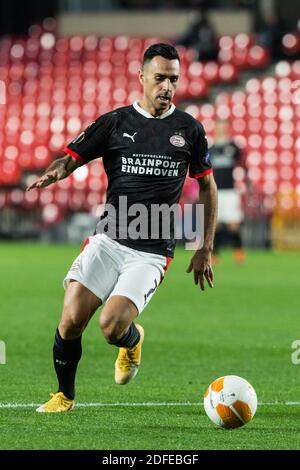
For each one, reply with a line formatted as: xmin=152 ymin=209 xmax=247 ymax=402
xmin=175 ymin=9 xmax=219 ymax=62
xmin=210 ymin=118 xmax=245 ymax=264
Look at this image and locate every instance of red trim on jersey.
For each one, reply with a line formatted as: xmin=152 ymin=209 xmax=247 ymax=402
xmin=159 ymin=256 xmax=172 ymax=285
xmin=164 ymin=256 xmax=173 ymax=272
xmin=190 ymin=168 xmax=213 ymax=179
xmin=80 ymin=237 xmax=90 ymax=252
xmin=63 ymin=147 xmax=85 ymax=165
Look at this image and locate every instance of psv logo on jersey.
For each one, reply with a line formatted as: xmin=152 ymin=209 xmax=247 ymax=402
xmin=169 ymin=134 xmax=186 ymax=147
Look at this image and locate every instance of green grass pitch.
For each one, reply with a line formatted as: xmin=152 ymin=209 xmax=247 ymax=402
xmin=0 ymin=242 xmax=300 ymax=450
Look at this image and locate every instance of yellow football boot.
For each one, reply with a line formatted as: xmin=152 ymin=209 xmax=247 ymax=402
xmin=115 ymin=324 xmax=144 ymax=385
xmin=36 ymin=392 xmax=75 ymax=413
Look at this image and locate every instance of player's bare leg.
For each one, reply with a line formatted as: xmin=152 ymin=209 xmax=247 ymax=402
xmin=37 ymin=280 xmax=102 ymax=412
xmin=59 ymin=280 xmax=102 ymax=339
xmin=99 ymin=296 xmax=144 ymax=385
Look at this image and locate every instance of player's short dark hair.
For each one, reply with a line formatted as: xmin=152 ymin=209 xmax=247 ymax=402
xmin=143 ymin=43 xmax=180 ymax=66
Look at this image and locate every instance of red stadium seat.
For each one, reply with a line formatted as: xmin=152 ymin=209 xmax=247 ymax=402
xmin=0 ymin=160 xmax=21 ymax=185
xmin=0 ymin=30 xmax=298 ymax=219
xmin=281 ymin=33 xmax=300 ymax=57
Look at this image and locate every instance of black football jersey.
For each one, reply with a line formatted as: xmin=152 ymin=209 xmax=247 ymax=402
xmin=64 ymin=102 xmax=212 ymax=257
xmin=209 ymin=141 xmax=241 ymax=190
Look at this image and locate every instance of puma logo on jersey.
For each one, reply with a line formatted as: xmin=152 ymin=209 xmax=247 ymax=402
xmin=123 ymin=132 xmax=137 ymax=142
xmin=144 ymin=279 xmax=158 ymax=305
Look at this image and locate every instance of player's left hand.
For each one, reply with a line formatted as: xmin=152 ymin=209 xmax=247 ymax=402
xmin=186 ymin=249 xmax=214 ymax=291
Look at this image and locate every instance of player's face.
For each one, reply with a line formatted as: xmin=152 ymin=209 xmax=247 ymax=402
xmin=139 ymin=56 xmax=180 ymax=116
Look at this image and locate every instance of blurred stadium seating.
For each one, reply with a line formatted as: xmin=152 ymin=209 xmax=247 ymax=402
xmin=185 ymin=60 xmax=300 ymax=214
xmin=0 ymin=19 xmax=300 ymax=245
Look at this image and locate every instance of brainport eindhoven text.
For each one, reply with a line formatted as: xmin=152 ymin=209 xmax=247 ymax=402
xmin=121 ymin=154 xmax=180 ymax=177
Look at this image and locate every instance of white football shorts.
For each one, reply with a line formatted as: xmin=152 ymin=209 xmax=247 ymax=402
xmin=217 ymin=189 xmax=243 ymax=224
xmin=63 ymin=233 xmax=172 ymax=314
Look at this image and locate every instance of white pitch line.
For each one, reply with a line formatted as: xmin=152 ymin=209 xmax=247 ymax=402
xmin=0 ymin=402 xmax=196 ymax=409
xmin=0 ymin=401 xmax=300 ymax=409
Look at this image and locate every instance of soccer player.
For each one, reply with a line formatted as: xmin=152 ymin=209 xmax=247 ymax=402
xmin=27 ymin=43 xmax=218 ymax=412
xmin=209 ymin=118 xmax=245 ymax=264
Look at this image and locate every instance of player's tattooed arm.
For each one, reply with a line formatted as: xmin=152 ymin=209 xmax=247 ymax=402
xmin=186 ymin=173 xmax=218 ymax=290
xmin=26 ymin=154 xmax=81 ymax=191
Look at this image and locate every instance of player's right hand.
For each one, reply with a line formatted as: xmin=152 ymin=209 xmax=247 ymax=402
xmin=26 ymin=170 xmax=60 ymax=191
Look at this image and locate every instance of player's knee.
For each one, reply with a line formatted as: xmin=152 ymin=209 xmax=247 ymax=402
xmin=99 ymin=316 xmax=124 ymax=344
xmin=60 ymin=318 xmax=85 ymax=338
xmin=60 ymin=304 xmax=87 ymax=337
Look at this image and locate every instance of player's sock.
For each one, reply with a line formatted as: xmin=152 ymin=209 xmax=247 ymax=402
xmin=231 ymin=231 xmax=242 ymax=249
xmin=213 ymin=229 xmax=225 ymax=263
xmin=231 ymin=231 xmax=245 ymax=264
xmin=214 ymin=226 xmax=228 ymax=254
xmin=112 ymin=323 xmax=140 ymax=348
xmin=53 ymin=328 xmax=82 ymax=400
xmin=213 ymin=231 xmax=221 ymax=255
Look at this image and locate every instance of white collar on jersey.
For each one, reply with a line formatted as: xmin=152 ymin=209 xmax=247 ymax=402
xmin=133 ymin=100 xmax=175 ymax=119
